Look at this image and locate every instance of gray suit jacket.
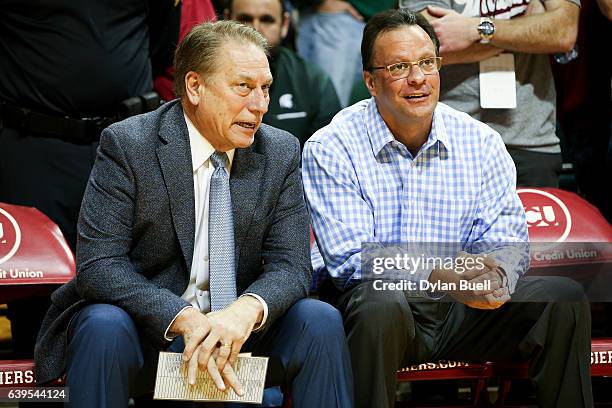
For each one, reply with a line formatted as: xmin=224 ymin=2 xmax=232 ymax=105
xmin=34 ymin=100 xmax=312 ymax=384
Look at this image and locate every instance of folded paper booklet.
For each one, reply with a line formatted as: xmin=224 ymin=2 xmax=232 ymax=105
xmin=153 ymin=352 xmax=268 ymax=404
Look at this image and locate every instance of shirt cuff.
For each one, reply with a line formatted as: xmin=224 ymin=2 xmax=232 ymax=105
xmin=164 ymin=305 xmax=195 ymax=341
xmin=241 ymin=293 xmax=268 ymax=331
xmin=489 ymin=250 xmax=524 ymax=294
xmin=503 ymin=267 xmax=520 ymax=294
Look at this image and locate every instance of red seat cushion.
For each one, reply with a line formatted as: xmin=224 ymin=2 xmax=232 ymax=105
xmin=590 ymin=338 xmax=612 ymax=376
xmin=492 ymin=338 xmax=612 ymax=378
xmin=399 ymin=339 xmax=612 ymax=381
xmin=0 ymin=202 xmax=75 ymax=302
xmin=0 ymin=359 xmax=67 ymax=387
xmin=397 ymin=360 xmax=492 ymax=381
xmin=0 ymin=359 xmax=35 ymax=387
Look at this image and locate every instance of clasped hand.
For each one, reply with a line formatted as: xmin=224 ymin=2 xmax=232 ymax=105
xmin=453 ymin=251 xmax=510 ymax=309
xmin=168 ymin=297 xmax=262 ymax=395
xmin=432 ymin=251 xmax=510 ymax=309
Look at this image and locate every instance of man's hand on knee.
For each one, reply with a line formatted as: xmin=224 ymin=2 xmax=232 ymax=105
xmin=450 ymin=270 xmax=510 ymax=309
xmin=430 ymin=252 xmax=510 ymax=308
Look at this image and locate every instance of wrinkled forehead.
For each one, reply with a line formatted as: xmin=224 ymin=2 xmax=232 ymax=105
xmin=216 ymin=42 xmax=272 ymax=81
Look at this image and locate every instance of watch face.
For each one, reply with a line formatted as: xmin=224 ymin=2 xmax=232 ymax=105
xmin=479 ymin=21 xmax=494 ymax=36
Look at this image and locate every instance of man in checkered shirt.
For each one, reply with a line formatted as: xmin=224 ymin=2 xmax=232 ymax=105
xmin=302 ymin=8 xmax=593 ymax=408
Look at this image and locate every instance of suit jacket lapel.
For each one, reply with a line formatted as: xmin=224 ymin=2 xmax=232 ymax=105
xmin=156 ymin=102 xmax=195 ymax=272
xmin=230 ymin=142 xmax=265 ymax=266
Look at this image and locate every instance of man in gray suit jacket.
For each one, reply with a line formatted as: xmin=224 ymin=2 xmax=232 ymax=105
xmin=34 ymin=21 xmax=353 ymax=408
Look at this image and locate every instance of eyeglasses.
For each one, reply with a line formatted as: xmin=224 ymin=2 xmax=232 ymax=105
xmin=369 ymin=57 xmax=442 ymax=79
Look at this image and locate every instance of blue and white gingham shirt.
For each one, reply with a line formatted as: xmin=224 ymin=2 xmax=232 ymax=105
xmin=302 ymin=98 xmax=529 ymax=296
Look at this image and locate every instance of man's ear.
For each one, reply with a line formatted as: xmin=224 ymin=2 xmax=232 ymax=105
xmin=280 ymin=12 xmax=290 ymax=39
xmin=184 ymin=71 xmax=202 ymax=106
xmin=363 ymin=70 xmax=377 ymax=97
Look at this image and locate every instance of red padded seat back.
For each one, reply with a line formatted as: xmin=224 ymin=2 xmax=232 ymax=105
xmin=517 ymin=188 xmax=612 ymax=268
xmin=0 ymin=202 xmax=75 ymax=302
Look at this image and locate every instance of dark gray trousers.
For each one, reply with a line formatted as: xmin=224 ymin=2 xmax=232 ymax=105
xmin=329 ymin=276 xmax=593 ymax=408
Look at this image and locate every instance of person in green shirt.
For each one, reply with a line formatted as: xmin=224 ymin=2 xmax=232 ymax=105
xmin=225 ymin=0 xmax=341 ymax=149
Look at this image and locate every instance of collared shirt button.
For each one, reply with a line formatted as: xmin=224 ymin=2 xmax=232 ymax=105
xmin=203 ymin=255 xmax=209 ymax=262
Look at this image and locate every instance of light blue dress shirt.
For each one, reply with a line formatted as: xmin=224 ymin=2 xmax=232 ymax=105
xmin=302 ymin=98 xmax=529 ymax=296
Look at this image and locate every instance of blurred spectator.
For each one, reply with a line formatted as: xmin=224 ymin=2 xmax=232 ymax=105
xmin=0 ymin=0 xmax=167 ymax=359
xmin=226 ymin=0 xmax=341 ymax=148
xmin=294 ymin=0 xmax=397 ymax=106
xmin=595 ymin=0 xmax=612 ymax=17
xmin=552 ymin=0 xmax=611 ymax=222
xmin=400 ymin=0 xmax=580 ymax=187
xmin=212 ymin=0 xmax=229 ymax=19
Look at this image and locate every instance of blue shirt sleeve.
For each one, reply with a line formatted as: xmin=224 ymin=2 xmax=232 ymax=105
xmin=466 ymin=127 xmax=530 ymax=293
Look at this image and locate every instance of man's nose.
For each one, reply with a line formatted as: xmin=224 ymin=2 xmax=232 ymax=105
xmin=251 ymin=19 xmax=261 ymax=33
xmin=405 ymin=64 xmax=426 ymax=85
xmin=249 ymin=88 xmax=269 ymax=114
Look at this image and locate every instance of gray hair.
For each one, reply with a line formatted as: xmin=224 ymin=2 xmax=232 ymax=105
xmin=173 ymin=20 xmax=269 ymax=98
